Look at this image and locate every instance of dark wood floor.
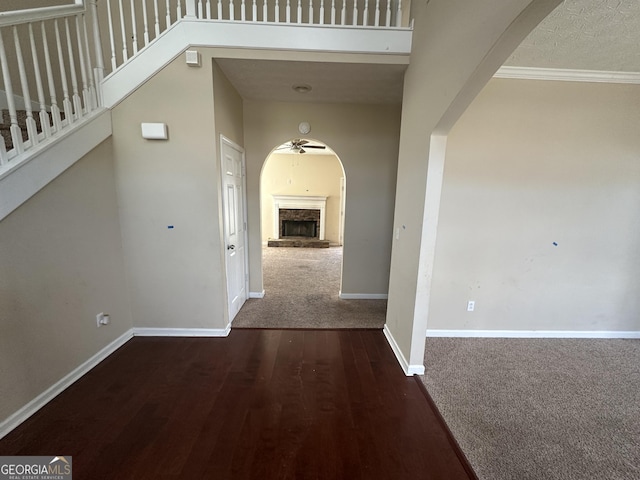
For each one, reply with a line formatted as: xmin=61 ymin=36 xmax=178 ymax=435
xmin=0 ymin=329 xmax=475 ymax=479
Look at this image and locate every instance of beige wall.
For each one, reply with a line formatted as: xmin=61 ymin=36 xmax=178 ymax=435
xmin=429 ymin=78 xmax=640 ymax=332
xmin=244 ymin=100 xmax=400 ymax=296
xmin=0 ymin=139 xmax=132 ymax=423
xmin=112 ymin=50 xmax=234 ymax=329
xmin=386 ymin=0 xmax=559 ymax=368
xmin=261 ymin=152 xmax=344 ymax=244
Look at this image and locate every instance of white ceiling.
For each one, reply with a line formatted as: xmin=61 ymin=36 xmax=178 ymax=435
xmin=505 ymin=0 xmax=640 ymax=72
xmin=215 ymin=59 xmax=406 ymax=104
xmin=216 ymin=1 xmax=640 ymax=105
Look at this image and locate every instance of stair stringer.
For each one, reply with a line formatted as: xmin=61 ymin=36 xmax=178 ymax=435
xmin=0 ymin=110 xmax=112 ymax=221
xmin=101 ymin=19 xmax=412 ymax=108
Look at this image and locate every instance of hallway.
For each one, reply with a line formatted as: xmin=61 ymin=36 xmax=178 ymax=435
xmin=233 ymin=247 xmax=386 ymax=329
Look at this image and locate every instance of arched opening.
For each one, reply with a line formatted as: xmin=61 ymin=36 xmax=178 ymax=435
xmin=232 ymin=135 xmax=387 ymax=329
xmin=246 ymin=137 xmax=356 ymax=328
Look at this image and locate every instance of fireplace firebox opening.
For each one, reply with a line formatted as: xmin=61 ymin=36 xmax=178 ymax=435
xmin=279 ymin=208 xmax=321 ymax=239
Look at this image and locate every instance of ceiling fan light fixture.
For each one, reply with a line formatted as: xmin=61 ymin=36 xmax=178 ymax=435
xmin=292 ymin=84 xmax=312 ymax=94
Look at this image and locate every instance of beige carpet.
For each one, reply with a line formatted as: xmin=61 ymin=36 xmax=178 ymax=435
xmin=232 ymin=246 xmax=387 ymax=329
xmin=421 ymin=338 xmax=640 ymax=480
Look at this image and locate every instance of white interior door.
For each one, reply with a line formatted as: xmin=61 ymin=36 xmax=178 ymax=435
xmin=221 ymin=136 xmax=248 ymax=322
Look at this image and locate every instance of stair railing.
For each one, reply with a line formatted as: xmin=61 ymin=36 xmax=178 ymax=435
xmin=101 ymin=0 xmax=410 ymax=75
xmin=0 ymin=1 xmax=102 ymax=168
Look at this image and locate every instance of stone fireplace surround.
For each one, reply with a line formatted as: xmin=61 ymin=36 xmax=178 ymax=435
xmin=272 ymin=195 xmax=327 ymax=240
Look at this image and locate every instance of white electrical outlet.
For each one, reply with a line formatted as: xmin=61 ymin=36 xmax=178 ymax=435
xmin=96 ymin=313 xmax=110 ymax=327
xmin=467 ymin=301 xmax=475 ymax=312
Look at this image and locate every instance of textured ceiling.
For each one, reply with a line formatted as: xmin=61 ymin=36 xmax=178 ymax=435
xmin=506 ymin=0 xmax=640 ymax=72
xmin=218 ymin=1 xmax=640 ymax=105
xmin=215 ymin=59 xmax=406 ymax=104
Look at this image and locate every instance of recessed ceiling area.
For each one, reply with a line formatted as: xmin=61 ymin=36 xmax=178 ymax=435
xmin=505 ymin=0 xmax=640 ymax=72
xmin=216 ymin=1 xmax=640 ymax=106
xmin=215 ymin=58 xmax=406 ymax=104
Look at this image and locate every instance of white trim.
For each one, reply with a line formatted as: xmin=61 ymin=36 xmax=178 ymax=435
xmin=0 ymin=2 xmax=85 ymax=28
xmin=494 ymin=66 xmax=640 ymax=84
xmin=426 ymin=329 xmax=640 ymax=339
xmin=101 ymin=20 xmax=412 ymax=107
xmin=249 ymin=290 xmax=265 ymax=299
xmin=383 ymin=324 xmax=425 ymax=376
xmin=0 ymin=110 xmax=112 ymax=221
xmin=272 ymin=195 xmax=327 ymax=241
xmin=339 ymin=292 xmax=388 ymax=300
xmin=132 ymin=325 xmax=232 ymax=337
xmin=0 ymin=328 xmax=133 ymax=440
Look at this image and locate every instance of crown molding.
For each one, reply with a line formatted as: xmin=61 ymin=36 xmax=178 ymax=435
xmin=494 ymin=66 xmax=640 ymax=84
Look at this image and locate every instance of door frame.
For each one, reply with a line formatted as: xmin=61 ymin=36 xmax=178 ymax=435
xmin=220 ymin=134 xmax=249 ymax=323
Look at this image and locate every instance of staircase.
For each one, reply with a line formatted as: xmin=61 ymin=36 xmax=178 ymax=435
xmin=0 ymin=110 xmax=51 ymax=151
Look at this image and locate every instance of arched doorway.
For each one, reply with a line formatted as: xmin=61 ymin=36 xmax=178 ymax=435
xmin=228 ymin=136 xmax=387 ymax=329
xmin=260 ymin=137 xmax=346 ymax=295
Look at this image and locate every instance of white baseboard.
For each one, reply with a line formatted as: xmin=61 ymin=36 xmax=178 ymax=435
xmin=339 ymin=292 xmax=388 ymax=300
xmin=426 ymin=329 xmax=640 ymax=339
xmin=383 ymin=324 xmax=425 ymax=376
xmin=0 ymin=328 xmax=134 ymax=440
xmin=249 ymin=290 xmax=265 ymax=299
xmin=132 ymin=325 xmax=231 ymax=337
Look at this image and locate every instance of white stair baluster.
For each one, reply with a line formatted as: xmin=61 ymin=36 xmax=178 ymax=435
xmin=252 ymin=0 xmax=257 ymax=21
xmin=319 ymin=0 xmax=324 ymax=24
xmin=177 ymin=0 xmax=183 ymax=20
xmin=54 ymin=20 xmax=73 ymax=122
xmin=185 ymin=0 xmax=197 ymax=17
xmin=363 ymin=0 xmax=369 ymax=25
xmin=13 ymin=26 xmax=39 ymax=146
xmin=217 ymin=0 xmax=223 ymax=19
xmin=64 ymin=19 xmax=83 ymax=119
xmin=41 ymin=22 xmax=62 ymax=131
xmin=274 ymin=0 xmax=280 ymax=22
xmin=374 ymin=0 xmax=380 ymax=26
xmin=207 ymin=0 xmax=212 ymax=19
xmin=297 ymin=0 xmax=302 ymax=23
xmin=286 ymin=0 xmax=290 ymax=22
xmin=153 ymin=0 xmax=160 ymax=36
xmin=166 ymin=0 xmax=171 ymax=27
xmin=106 ymin=0 xmax=117 ymax=70
xmin=0 ymin=28 xmax=24 ymax=154
xmin=263 ymin=0 xmax=267 ymax=21
xmin=82 ymin=14 xmax=98 ymax=110
xmin=117 ymin=0 xmax=128 ymax=63
xmin=352 ymin=0 xmax=358 ymax=25
xmin=330 ymin=0 xmax=335 ymax=24
xmin=74 ymin=15 xmax=91 ymax=113
xmin=396 ymin=0 xmax=402 ymax=26
xmin=198 ymin=0 xmax=203 ymax=18
xmin=229 ymin=0 xmax=235 ymax=20
xmin=28 ymin=23 xmax=52 ymax=139
xmin=340 ymin=0 xmax=346 ymax=25
xmin=89 ymin=0 xmax=105 ymax=98
xmin=308 ymin=0 xmax=313 ymax=23
xmin=0 ymin=136 xmax=7 ymax=165
xmin=142 ymin=0 xmax=150 ymax=45
xmin=385 ymin=0 xmax=390 ymax=26
xmin=130 ymin=1 xmax=138 ymax=54
xmin=241 ymin=0 xmax=246 ymax=21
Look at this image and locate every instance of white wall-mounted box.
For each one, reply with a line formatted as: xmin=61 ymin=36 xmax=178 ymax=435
xmin=141 ymin=123 xmax=168 ymax=140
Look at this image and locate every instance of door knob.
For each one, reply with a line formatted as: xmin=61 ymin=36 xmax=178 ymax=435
xmin=227 ymin=245 xmax=235 ymax=250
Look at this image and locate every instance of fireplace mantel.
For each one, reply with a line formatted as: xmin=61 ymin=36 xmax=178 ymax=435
xmin=272 ymin=195 xmax=327 ymax=240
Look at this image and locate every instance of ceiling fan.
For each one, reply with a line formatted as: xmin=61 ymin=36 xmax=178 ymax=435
xmin=276 ymin=139 xmax=326 ymax=154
